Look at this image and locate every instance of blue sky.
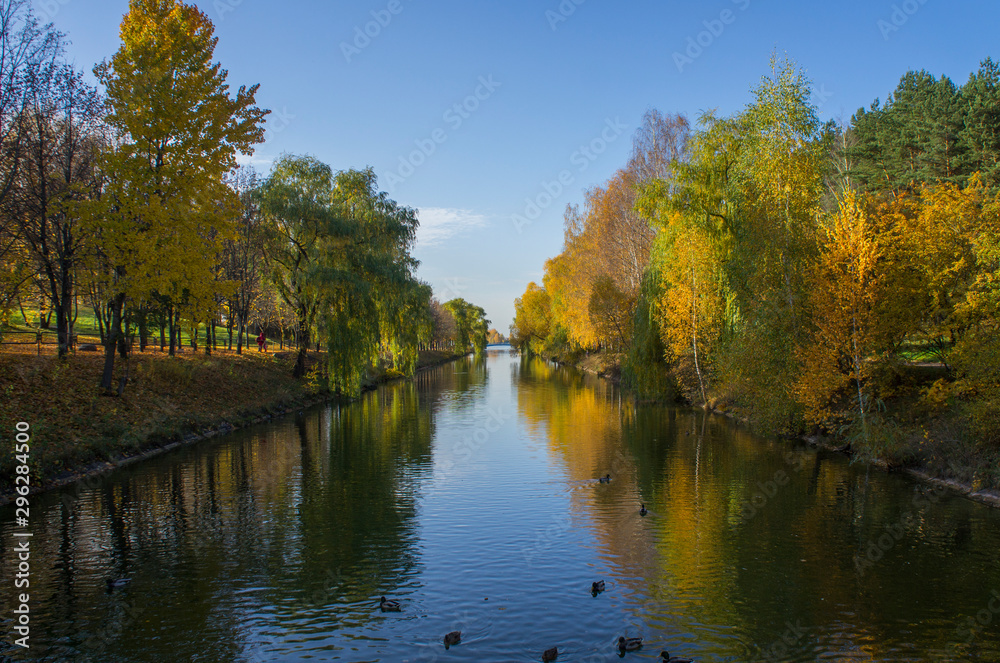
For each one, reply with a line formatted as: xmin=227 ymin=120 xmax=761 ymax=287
xmin=42 ymin=0 xmax=1000 ymax=331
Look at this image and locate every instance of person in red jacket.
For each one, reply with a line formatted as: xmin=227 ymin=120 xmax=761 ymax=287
xmin=256 ymin=331 xmax=266 ymax=352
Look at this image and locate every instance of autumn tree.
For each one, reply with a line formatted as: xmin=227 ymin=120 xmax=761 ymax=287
xmin=429 ymin=297 xmax=456 ymax=348
xmin=795 ymin=193 xmax=893 ymax=434
xmin=222 ymin=164 xmax=265 ymax=353
xmin=0 ymin=0 xmax=61 ymax=321
xmin=510 ymin=281 xmax=552 ymax=355
xmin=14 ymin=59 xmax=103 ymax=357
xmin=91 ymin=0 xmax=266 ymax=392
xmin=898 ymin=175 xmax=999 ymax=359
xmin=626 ymin=108 xmax=690 ymax=189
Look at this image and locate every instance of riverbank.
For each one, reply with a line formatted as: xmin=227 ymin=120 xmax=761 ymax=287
xmin=545 ymin=348 xmax=1000 ymax=506
xmin=0 ymin=348 xmax=465 ymax=503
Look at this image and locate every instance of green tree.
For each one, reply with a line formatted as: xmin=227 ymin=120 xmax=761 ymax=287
xmin=850 ymin=70 xmax=968 ymax=193
xmin=324 ymin=167 xmax=425 ymax=394
xmin=444 ymin=298 xmax=489 ymax=356
xmin=260 ymin=155 xmax=346 ymax=377
xmin=961 ymin=58 xmax=1000 ymax=186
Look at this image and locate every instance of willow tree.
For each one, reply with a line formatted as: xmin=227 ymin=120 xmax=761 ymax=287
xmin=636 ymin=112 xmax=738 ymax=404
xmin=260 ymin=155 xmax=348 ymax=378
xmin=324 ymin=167 xmax=427 ymax=394
xmin=262 ymin=157 xmax=430 ymax=389
xmin=444 ymin=298 xmax=489 ymax=356
xmin=91 ymin=0 xmax=266 ymax=392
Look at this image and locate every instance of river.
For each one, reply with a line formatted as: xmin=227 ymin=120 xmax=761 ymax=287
xmin=1 ymin=346 xmax=999 ymax=661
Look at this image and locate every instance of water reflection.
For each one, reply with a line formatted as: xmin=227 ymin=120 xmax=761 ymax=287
xmin=0 ymin=350 xmax=998 ymax=662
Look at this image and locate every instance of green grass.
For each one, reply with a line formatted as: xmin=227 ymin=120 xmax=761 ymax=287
xmin=897 ymin=336 xmax=952 ymax=364
xmin=4 ymin=299 xmax=283 ymax=351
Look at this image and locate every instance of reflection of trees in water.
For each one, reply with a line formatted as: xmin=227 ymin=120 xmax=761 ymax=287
xmin=513 ymin=356 xmax=1000 ymax=660
xmin=3 ymin=359 xmax=1000 ymax=661
xmin=0 ymin=372 xmax=444 ymax=661
xmin=294 ymin=380 xmax=435 ymax=617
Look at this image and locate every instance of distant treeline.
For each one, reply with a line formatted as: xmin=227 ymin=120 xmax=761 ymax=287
xmin=512 ymin=54 xmax=1000 ymax=475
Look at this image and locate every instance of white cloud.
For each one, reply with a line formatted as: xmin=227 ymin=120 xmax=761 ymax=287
xmin=236 ymin=153 xmax=275 ymax=170
xmin=416 ymin=207 xmax=488 ymax=247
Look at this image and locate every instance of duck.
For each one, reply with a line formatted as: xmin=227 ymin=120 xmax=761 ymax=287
xmin=592 ymin=580 xmax=606 ymax=593
xmin=542 ymin=646 xmax=559 ymax=661
xmin=660 ymin=652 xmax=692 ymax=663
xmin=639 ymin=503 xmax=648 ymax=516
xmin=618 ymin=636 xmax=643 ymax=651
xmin=379 ymin=596 xmax=401 ymax=612
xmin=444 ymin=631 xmax=461 ymax=647
xmin=599 ymin=474 xmax=611 ymax=483
xmin=106 ymin=578 xmax=131 ymax=591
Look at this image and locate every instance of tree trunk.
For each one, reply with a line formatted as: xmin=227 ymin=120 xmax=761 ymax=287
xmin=100 ymin=292 xmax=126 ymax=393
xmin=137 ymin=304 xmax=148 ymax=352
xmin=70 ymin=293 xmax=78 ymax=348
xmin=56 ymin=285 xmax=70 ymax=358
xmin=94 ymin=304 xmax=106 ymax=344
xmin=691 ymin=264 xmax=708 ymax=406
xmin=18 ymin=297 xmax=30 ymax=328
xmin=294 ymin=307 xmax=310 ymax=378
xmin=168 ymin=305 xmax=177 ymax=356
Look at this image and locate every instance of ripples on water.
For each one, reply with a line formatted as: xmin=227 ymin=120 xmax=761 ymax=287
xmin=1 ymin=348 xmax=999 ymax=662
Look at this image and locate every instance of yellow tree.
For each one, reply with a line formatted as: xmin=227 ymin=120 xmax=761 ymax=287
xmin=651 ymin=212 xmax=724 ymax=404
xmin=543 ymin=206 xmax=599 ymax=349
xmin=901 ymin=175 xmax=996 ymax=353
xmin=510 ymin=281 xmax=552 ymax=354
xmin=795 ymin=192 xmax=898 ymax=438
xmin=91 ymin=0 xmax=266 ymax=392
xmin=921 ymin=178 xmax=1000 ymax=439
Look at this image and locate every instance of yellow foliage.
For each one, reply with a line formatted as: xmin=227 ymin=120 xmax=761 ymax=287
xmin=653 ymin=224 xmax=724 ymax=402
xmin=795 ymin=192 xmax=893 ymax=425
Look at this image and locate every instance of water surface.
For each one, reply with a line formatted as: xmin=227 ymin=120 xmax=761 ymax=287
xmin=2 ymin=348 xmax=999 ymax=661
